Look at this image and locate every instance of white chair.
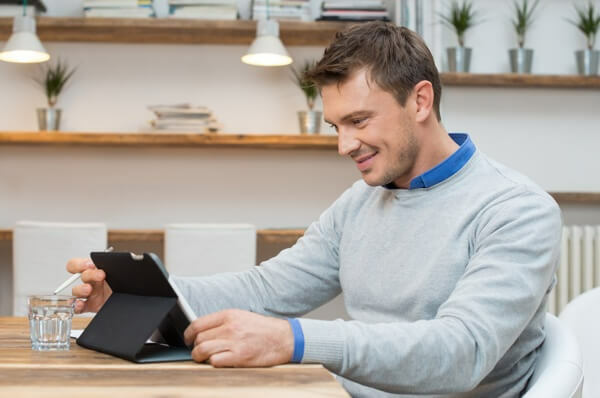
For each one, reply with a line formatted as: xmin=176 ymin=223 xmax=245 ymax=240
xmin=164 ymin=223 xmax=350 ymax=319
xmin=559 ymin=287 xmax=600 ymax=398
xmin=523 ymin=313 xmax=584 ymax=398
xmin=164 ymin=223 xmax=256 ymax=277
xmin=12 ymin=221 xmax=107 ymax=316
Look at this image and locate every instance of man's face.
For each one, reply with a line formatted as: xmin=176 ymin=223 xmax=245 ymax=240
xmin=323 ymin=69 xmax=419 ymax=188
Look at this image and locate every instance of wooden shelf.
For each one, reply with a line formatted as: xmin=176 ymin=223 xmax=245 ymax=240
xmin=0 ymin=17 xmax=352 ymax=46
xmin=1 ymin=18 xmax=598 ymax=88
xmin=441 ymin=73 xmax=600 ymax=89
xmin=550 ymin=192 xmax=600 ymax=205
xmin=0 ymin=228 xmax=305 ymax=243
xmin=0 ymin=131 xmax=338 ymax=149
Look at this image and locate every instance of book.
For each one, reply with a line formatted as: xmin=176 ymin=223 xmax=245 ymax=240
xmin=170 ymin=5 xmax=238 ymax=19
xmin=252 ymin=2 xmax=310 ymax=20
xmin=147 ymin=105 xmax=212 ymax=118
xmin=83 ymin=0 xmax=140 ymax=8
xmin=253 ymin=0 xmax=308 ymax=6
xmin=84 ymin=7 xmax=154 ymax=17
xmin=147 ymin=104 xmax=221 ymax=133
xmin=321 ymin=9 xmax=387 ymax=15
xmin=152 ymin=118 xmax=215 ymax=126
xmin=150 ymin=122 xmax=221 ymax=133
xmin=169 ymin=0 xmax=236 ymax=5
xmin=322 ymin=0 xmax=384 ymax=9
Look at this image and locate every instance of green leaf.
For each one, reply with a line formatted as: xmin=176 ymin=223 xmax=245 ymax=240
xmin=511 ymin=0 xmax=540 ymax=48
xmin=290 ymin=60 xmax=318 ymax=110
xmin=567 ymin=1 xmax=600 ymax=49
xmin=439 ymin=1 xmax=481 ymax=47
xmin=34 ymin=58 xmax=77 ymax=107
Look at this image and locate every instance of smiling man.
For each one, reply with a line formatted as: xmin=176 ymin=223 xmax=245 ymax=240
xmin=68 ymin=22 xmax=562 ymax=397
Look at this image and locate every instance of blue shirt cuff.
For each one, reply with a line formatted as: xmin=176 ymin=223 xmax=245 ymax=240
xmin=287 ymin=318 xmax=305 ymax=363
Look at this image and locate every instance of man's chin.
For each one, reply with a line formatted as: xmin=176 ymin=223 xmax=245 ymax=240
xmin=361 ymin=173 xmax=385 ymax=187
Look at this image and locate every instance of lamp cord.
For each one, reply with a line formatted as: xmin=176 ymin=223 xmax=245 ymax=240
xmin=22 ymin=0 xmax=27 ymax=16
xmin=266 ymin=0 xmax=269 ymax=20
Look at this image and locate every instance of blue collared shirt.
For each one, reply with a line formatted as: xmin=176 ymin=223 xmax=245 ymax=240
xmin=385 ymin=133 xmax=476 ymax=190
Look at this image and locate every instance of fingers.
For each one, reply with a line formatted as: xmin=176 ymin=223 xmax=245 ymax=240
xmin=74 ymin=299 xmax=86 ymax=314
xmin=66 ymin=258 xmax=95 ymax=274
xmin=184 ymin=312 xmax=227 ymax=346
xmin=191 ymin=326 xmax=223 ymax=348
xmin=72 ymin=283 xmax=92 ymax=298
xmin=80 ymin=268 xmax=106 ymax=284
xmin=191 ymin=339 xmax=230 ymax=364
xmin=71 ymin=269 xmax=106 ymax=298
xmin=209 ymin=351 xmax=236 ymax=367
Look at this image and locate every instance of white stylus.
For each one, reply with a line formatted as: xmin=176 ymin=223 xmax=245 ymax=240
xmin=53 ymin=247 xmax=113 ymax=295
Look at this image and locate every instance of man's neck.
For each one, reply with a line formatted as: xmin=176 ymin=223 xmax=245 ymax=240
xmin=393 ymin=123 xmax=458 ymax=189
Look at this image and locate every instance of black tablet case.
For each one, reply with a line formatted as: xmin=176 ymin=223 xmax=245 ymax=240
xmin=76 ymin=252 xmax=192 ymax=363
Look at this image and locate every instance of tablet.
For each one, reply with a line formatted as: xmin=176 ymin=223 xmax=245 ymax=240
xmin=78 ymin=251 xmax=198 ymax=362
xmin=91 ymin=251 xmax=197 ymax=322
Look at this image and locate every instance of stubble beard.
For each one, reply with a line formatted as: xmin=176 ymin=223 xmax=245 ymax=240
xmin=379 ymin=130 xmax=419 ymax=187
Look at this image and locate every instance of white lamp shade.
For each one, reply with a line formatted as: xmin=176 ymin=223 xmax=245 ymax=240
xmin=242 ymin=20 xmax=292 ymax=67
xmin=0 ymin=15 xmax=50 ymax=63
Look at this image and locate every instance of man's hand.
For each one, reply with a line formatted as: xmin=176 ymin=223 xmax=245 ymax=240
xmin=66 ymin=257 xmax=112 ymax=313
xmin=183 ymin=309 xmax=295 ymax=367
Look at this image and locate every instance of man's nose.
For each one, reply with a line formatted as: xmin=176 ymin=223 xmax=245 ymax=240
xmin=338 ymin=130 xmax=360 ymax=156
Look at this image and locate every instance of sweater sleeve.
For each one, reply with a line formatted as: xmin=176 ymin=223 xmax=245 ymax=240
xmin=170 ymin=185 xmax=350 ymax=319
xmin=298 ymin=190 xmax=562 ymax=394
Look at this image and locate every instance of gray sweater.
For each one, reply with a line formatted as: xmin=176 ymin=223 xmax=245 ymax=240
xmin=172 ymin=149 xmax=562 ymax=397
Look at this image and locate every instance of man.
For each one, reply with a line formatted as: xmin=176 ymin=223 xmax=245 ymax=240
xmin=67 ymin=22 xmax=561 ymax=397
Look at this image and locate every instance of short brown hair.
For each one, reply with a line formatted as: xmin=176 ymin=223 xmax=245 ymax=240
xmin=306 ymin=21 xmax=442 ymax=121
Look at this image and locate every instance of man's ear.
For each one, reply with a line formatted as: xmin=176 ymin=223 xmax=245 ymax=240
xmin=413 ymin=80 xmax=434 ymax=123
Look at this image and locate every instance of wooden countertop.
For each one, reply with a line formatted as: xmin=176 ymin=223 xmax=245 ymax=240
xmin=0 ymin=317 xmax=349 ymax=397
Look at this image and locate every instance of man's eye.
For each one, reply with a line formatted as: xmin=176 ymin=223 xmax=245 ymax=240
xmin=352 ymin=118 xmax=366 ymax=126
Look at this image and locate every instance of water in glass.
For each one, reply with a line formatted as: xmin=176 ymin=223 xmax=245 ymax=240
xmin=28 ymin=295 xmax=75 ymax=351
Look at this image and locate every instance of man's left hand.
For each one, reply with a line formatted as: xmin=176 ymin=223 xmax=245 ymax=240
xmin=183 ymin=309 xmax=295 ymax=367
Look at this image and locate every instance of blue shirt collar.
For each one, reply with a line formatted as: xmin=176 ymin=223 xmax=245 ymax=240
xmin=384 ymin=133 xmax=476 ymax=190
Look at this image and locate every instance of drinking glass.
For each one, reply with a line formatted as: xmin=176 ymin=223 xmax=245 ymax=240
xmin=28 ymin=295 xmax=76 ymax=351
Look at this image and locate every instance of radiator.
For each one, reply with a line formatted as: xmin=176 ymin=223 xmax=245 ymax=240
xmin=548 ymin=225 xmax=600 ymax=315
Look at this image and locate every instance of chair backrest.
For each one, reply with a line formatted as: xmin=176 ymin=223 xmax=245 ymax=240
xmin=559 ymin=287 xmax=600 ymax=398
xmin=523 ymin=313 xmax=583 ymax=398
xmin=164 ymin=223 xmax=256 ymax=277
xmin=13 ymin=221 xmax=107 ymax=316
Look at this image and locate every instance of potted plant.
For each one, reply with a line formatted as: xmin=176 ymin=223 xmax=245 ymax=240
xmin=440 ymin=1 xmax=480 ymax=73
xmin=509 ymin=0 xmax=540 ymax=74
xmin=291 ymin=60 xmax=320 ymax=134
xmin=568 ymin=1 xmax=600 ymax=76
xmin=34 ymin=59 xmax=76 ymax=131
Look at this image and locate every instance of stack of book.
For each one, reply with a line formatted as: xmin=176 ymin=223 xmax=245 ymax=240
xmin=148 ymin=104 xmax=221 ymax=133
xmin=83 ymin=0 xmax=154 ymax=18
xmin=318 ymin=0 xmax=389 ymax=21
xmin=252 ymin=0 xmax=311 ymax=21
xmin=169 ymin=0 xmax=238 ymax=20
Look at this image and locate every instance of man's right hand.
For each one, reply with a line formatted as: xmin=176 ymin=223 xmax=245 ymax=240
xmin=66 ymin=258 xmax=112 ymax=313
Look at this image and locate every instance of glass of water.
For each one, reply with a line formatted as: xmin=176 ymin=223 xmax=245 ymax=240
xmin=28 ymin=295 xmax=76 ymax=351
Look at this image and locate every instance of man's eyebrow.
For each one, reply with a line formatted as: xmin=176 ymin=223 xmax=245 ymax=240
xmin=326 ymin=111 xmax=373 ymax=125
xmin=341 ymin=111 xmax=373 ymax=121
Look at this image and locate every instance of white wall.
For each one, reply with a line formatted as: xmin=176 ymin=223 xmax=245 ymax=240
xmin=0 ymin=0 xmax=598 ymax=227
xmin=1 ymin=0 xmax=599 ymax=314
xmin=437 ymin=0 xmax=591 ymax=75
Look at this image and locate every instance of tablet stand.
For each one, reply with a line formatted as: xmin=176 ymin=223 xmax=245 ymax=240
xmin=76 ymin=252 xmax=193 ymax=363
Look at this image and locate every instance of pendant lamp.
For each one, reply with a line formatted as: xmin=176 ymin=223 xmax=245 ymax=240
xmin=242 ymin=19 xmax=292 ymax=67
xmin=0 ymin=1 xmax=50 ymax=64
